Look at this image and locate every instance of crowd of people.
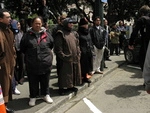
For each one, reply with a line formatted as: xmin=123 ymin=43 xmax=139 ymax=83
xmin=2 ymin=3 xmax=150 ymax=113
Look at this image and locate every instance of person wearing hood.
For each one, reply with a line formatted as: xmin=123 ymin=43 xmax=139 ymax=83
xmin=20 ymin=17 xmax=54 ymax=106
xmin=54 ymin=18 xmax=82 ymax=95
xmin=77 ymin=18 xmax=94 ymax=83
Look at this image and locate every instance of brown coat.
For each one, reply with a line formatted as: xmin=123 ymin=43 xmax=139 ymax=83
xmin=54 ymin=30 xmax=82 ymax=88
xmin=0 ymin=23 xmax=16 ymax=103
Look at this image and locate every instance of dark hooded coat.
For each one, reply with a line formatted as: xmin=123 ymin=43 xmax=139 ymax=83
xmin=54 ymin=18 xmax=82 ymax=88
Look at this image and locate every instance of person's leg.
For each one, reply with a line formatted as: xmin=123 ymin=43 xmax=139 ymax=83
xmin=110 ymin=43 xmax=114 ymax=55
xmin=28 ymin=74 xmax=39 ymax=106
xmin=98 ymin=47 xmax=105 ymax=72
xmin=40 ymin=71 xmax=53 ymax=103
xmin=12 ymin=76 xmax=20 ymax=95
xmin=17 ymin=51 xmax=25 ymax=84
xmin=40 ymin=72 xmax=50 ymax=96
xmin=28 ymin=74 xmax=39 ymax=98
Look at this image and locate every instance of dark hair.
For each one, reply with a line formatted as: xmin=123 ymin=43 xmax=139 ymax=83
xmin=0 ymin=9 xmax=9 ymax=18
xmin=31 ymin=16 xmax=43 ymax=24
xmin=93 ymin=16 xmax=100 ymax=22
xmin=139 ymin=5 xmax=150 ymax=15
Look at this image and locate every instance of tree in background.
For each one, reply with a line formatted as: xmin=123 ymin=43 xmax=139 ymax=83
xmin=2 ymin=0 xmax=150 ymax=24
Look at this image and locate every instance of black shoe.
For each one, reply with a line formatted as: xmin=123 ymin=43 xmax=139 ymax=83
xmin=18 ymin=78 xmax=24 ymax=85
xmin=106 ymin=58 xmax=111 ymax=61
xmin=143 ymin=83 xmax=146 ymax=87
xmin=83 ymin=78 xmax=91 ymax=83
xmin=67 ymin=87 xmax=78 ymax=92
xmin=6 ymin=107 xmax=14 ymax=113
xmin=58 ymin=88 xmax=66 ymax=95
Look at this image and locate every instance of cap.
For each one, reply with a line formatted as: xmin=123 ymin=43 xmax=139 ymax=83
xmin=79 ymin=18 xmax=88 ymax=26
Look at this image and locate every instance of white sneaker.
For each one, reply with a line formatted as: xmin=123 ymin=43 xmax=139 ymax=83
xmin=29 ymin=98 xmax=36 ymax=106
xmin=13 ymin=87 xmax=21 ymax=95
xmin=43 ymin=95 xmax=53 ymax=104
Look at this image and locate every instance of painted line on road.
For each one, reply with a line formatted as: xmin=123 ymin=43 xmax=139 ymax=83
xmin=127 ymin=65 xmax=141 ymax=70
xmin=83 ymin=98 xmax=102 ymax=113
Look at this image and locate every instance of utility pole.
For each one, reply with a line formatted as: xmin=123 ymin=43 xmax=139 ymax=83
xmin=94 ymin=0 xmax=104 ymax=26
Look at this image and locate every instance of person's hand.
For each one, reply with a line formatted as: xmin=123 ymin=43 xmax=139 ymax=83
xmin=146 ymin=90 xmax=150 ymax=94
xmin=128 ymin=45 xmax=134 ymax=50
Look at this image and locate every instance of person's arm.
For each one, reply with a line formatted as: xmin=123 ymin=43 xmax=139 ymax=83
xmin=128 ymin=17 xmax=144 ymax=49
xmin=20 ymin=33 xmax=27 ymax=54
xmin=54 ymin=32 xmax=72 ymax=61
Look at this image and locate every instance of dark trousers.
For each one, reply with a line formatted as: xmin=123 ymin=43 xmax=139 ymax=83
xmin=56 ymin=55 xmax=63 ymax=76
xmin=12 ymin=76 xmax=17 ymax=92
xmin=27 ymin=72 xmax=50 ymax=98
xmin=14 ymin=51 xmax=25 ymax=82
xmin=110 ymin=43 xmax=119 ymax=55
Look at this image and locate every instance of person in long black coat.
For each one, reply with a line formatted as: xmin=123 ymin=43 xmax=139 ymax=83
xmin=78 ymin=18 xmax=94 ymax=83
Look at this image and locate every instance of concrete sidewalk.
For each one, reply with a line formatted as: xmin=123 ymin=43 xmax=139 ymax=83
xmin=8 ymin=52 xmax=126 ymax=113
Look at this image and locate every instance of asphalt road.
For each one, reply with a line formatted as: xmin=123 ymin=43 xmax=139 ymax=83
xmin=52 ymin=64 xmax=150 ymax=113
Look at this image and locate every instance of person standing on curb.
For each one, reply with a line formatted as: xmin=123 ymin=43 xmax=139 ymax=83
xmin=77 ymin=17 xmax=94 ymax=83
xmin=20 ymin=17 xmax=54 ymax=106
xmin=54 ymin=18 xmax=82 ymax=95
xmin=90 ymin=16 xmax=106 ymax=75
xmin=52 ymin=15 xmax=66 ymax=77
xmin=0 ymin=9 xmax=16 ymax=113
xmin=110 ymin=23 xmax=120 ymax=56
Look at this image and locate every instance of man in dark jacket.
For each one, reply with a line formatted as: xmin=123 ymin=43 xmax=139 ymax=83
xmin=129 ymin=5 xmax=150 ymax=71
xmin=90 ymin=17 xmax=106 ymax=75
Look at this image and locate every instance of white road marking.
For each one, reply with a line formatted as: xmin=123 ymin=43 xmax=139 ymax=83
xmin=83 ymin=98 xmax=102 ymax=113
xmin=127 ymin=65 xmax=141 ymax=70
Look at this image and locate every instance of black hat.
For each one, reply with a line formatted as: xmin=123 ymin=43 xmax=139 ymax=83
xmin=79 ymin=18 xmax=88 ymax=26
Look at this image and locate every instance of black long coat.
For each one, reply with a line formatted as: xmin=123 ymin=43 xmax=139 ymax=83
xmin=78 ymin=27 xmax=94 ymax=76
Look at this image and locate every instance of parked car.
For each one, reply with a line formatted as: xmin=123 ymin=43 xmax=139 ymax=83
xmin=123 ymin=37 xmax=141 ymax=63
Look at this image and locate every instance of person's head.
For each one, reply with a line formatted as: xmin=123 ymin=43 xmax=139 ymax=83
xmin=62 ymin=18 xmax=75 ymax=31
xmin=59 ymin=14 xmax=67 ymax=25
xmin=31 ymin=17 xmax=43 ymax=32
xmin=0 ymin=9 xmax=11 ymax=26
xmin=104 ymin=19 xmax=108 ymax=26
xmin=93 ymin=16 xmax=101 ymax=26
xmin=111 ymin=23 xmax=117 ymax=29
xmin=10 ymin=19 xmax=19 ymax=34
xmin=139 ymin=5 xmax=150 ymax=16
xmin=42 ymin=0 xmax=46 ymax=6
xmin=17 ymin=22 xmax=21 ymax=30
xmin=57 ymin=16 xmax=61 ymax=24
xmin=119 ymin=20 xmax=124 ymax=26
xmin=78 ymin=17 xmax=88 ymax=29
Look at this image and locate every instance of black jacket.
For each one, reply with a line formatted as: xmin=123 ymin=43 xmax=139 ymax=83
xmin=129 ymin=15 xmax=150 ymax=52
xmin=90 ymin=26 xmax=106 ymax=49
xmin=20 ymin=27 xmax=53 ymax=75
